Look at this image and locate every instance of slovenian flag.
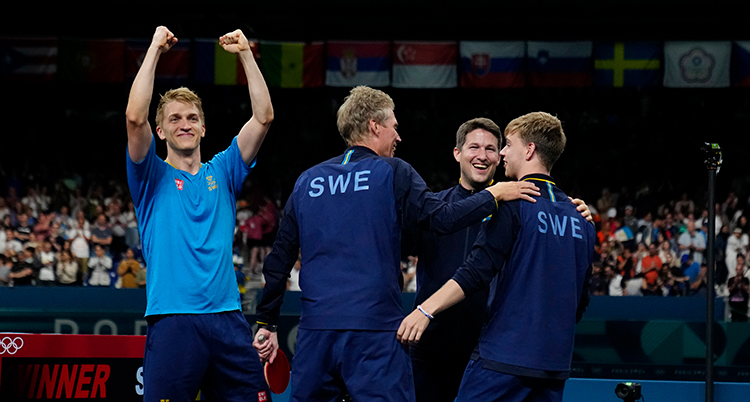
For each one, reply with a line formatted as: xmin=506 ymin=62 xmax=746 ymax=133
xmin=125 ymin=39 xmax=189 ymax=85
xmin=459 ymin=41 xmax=525 ymax=88
xmin=663 ymin=41 xmax=731 ymax=88
xmin=325 ymin=41 xmax=390 ymax=87
xmin=594 ymin=42 xmax=661 ymax=87
xmin=731 ymin=41 xmax=750 ymax=87
xmin=259 ymin=41 xmax=324 ymax=88
xmin=527 ymin=41 xmax=592 ymax=87
xmin=392 ymin=41 xmax=457 ymax=88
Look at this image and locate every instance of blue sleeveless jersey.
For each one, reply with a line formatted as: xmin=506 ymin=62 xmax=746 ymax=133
xmin=126 ymin=135 xmax=252 ymax=316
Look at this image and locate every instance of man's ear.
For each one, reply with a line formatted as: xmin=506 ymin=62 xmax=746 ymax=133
xmin=368 ymin=119 xmax=380 ymax=137
xmin=453 ymin=147 xmax=461 ymax=163
xmin=156 ymin=126 xmax=165 ymax=140
xmin=525 ymin=142 xmax=536 ymax=161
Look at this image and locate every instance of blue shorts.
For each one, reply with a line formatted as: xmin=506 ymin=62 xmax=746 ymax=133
xmin=291 ymin=329 xmax=415 ymax=402
xmin=456 ymin=359 xmax=566 ymax=402
xmin=143 ymin=311 xmax=269 ymax=402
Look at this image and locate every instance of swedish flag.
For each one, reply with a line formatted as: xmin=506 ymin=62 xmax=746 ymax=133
xmin=594 ymin=42 xmax=661 ymax=87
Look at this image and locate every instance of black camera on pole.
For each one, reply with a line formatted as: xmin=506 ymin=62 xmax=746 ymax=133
xmin=615 ymin=382 xmax=642 ymax=402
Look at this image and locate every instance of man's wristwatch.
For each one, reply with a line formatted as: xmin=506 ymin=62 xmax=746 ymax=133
xmin=257 ymin=322 xmax=278 ymax=332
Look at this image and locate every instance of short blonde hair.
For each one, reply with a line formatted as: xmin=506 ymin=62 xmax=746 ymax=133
xmin=155 ymin=87 xmax=205 ymax=128
xmin=336 ymin=86 xmax=395 ymax=146
xmin=504 ymin=112 xmax=566 ymax=171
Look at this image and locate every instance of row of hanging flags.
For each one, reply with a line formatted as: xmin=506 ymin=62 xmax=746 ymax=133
xmin=2 ymin=38 xmax=750 ymax=88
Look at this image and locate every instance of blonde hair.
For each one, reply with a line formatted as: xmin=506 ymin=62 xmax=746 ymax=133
xmin=336 ymin=86 xmax=395 ymax=146
xmin=504 ymin=112 xmax=566 ymax=171
xmin=155 ymin=87 xmax=205 ymax=128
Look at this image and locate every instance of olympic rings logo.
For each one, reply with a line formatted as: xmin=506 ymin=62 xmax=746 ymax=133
xmin=1 ymin=336 xmax=24 ymax=355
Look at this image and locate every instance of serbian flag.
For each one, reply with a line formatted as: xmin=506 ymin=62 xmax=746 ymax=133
xmin=663 ymin=41 xmax=730 ymax=88
xmin=392 ymin=41 xmax=457 ymax=88
xmin=194 ymin=38 xmax=259 ymax=86
xmin=0 ymin=37 xmax=57 ymax=82
xmin=594 ymin=42 xmax=661 ymax=87
xmin=459 ymin=41 xmax=525 ymax=88
xmin=527 ymin=41 xmax=592 ymax=87
xmin=125 ymin=39 xmax=189 ymax=84
xmin=326 ymin=41 xmax=390 ymax=87
xmin=259 ymin=41 xmax=324 ymax=88
xmin=731 ymin=41 xmax=750 ymax=87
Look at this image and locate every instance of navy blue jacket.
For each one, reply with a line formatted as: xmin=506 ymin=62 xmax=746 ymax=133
xmin=452 ymin=174 xmax=595 ymax=379
xmin=403 ymin=184 xmax=491 ymax=354
xmin=256 ymin=146 xmax=498 ymax=331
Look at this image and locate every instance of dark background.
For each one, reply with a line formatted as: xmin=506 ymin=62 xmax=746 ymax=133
xmin=2 ymin=1 xmax=749 ymax=213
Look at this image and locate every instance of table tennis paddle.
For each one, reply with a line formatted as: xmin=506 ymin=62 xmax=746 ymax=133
xmin=257 ymin=334 xmax=290 ymax=394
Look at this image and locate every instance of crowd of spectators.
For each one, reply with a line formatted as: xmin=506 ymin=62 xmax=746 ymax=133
xmin=0 ymin=170 xmax=283 ymax=303
xmin=0 ymin=174 xmax=147 ymax=289
xmin=583 ymin=187 xmax=750 ymax=321
xmin=3 ymin=167 xmax=750 ymax=320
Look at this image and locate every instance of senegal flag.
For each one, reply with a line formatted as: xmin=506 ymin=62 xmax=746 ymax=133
xmin=259 ymin=41 xmax=324 ymax=88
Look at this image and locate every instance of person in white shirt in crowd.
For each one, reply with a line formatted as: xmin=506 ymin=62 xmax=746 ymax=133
xmin=726 ymin=227 xmax=749 ymax=274
xmin=88 ymin=244 xmax=113 ymax=287
xmin=37 ymin=240 xmax=58 ymax=286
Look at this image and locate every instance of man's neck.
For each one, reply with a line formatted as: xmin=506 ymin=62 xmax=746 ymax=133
xmin=166 ymin=149 xmax=202 ymax=174
xmin=459 ymin=177 xmax=492 ymax=192
xmin=349 ymin=140 xmax=378 ymax=155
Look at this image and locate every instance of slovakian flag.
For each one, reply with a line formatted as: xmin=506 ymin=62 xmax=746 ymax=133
xmin=527 ymin=41 xmax=592 ymax=87
xmin=663 ymin=41 xmax=731 ymax=88
xmin=326 ymin=41 xmax=390 ymax=87
xmin=259 ymin=41 xmax=324 ymax=88
xmin=391 ymin=41 xmax=457 ymax=88
xmin=125 ymin=39 xmax=189 ymax=85
xmin=194 ymin=38 xmax=259 ymax=86
xmin=0 ymin=37 xmax=57 ymax=82
xmin=459 ymin=41 xmax=525 ymax=88
xmin=731 ymin=41 xmax=750 ymax=87
xmin=594 ymin=42 xmax=661 ymax=87
xmin=58 ymin=38 xmax=125 ymax=83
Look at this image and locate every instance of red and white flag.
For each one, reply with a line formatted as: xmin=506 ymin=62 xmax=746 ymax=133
xmin=392 ymin=41 xmax=457 ymax=88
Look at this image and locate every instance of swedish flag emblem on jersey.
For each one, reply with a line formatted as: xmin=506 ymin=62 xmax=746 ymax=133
xmin=594 ymin=42 xmax=661 ymax=87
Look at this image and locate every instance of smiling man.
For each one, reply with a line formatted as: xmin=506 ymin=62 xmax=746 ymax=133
xmin=403 ymin=118 xmax=502 ymax=402
xmin=125 ymin=26 xmax=273 ymax=402
xmin=398 ymin=112 xmax=596 ymax=402
xmin=403 ymin=118 xmax=591 ymax=402
xmin=253 ymin=87 xmax=541 ymax=402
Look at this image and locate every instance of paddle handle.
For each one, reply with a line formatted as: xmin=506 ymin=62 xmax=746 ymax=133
xmin=258 ymin=333 xmax=266 ymax=343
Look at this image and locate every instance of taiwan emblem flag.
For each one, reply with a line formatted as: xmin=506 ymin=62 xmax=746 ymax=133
xmin=392 ymin=41 xmax=457 ymax=88
xmin=663 ymin=41 xmax=730 ymax=88
xmin=594 ymin=42 xmax=661 ymax=87
xmin=527 ymin=41 xmax=592 ymax=87
xmin=459 ymin=41 xmax=525 ymax=88
xmin=325 ymin=41 xmax=390 ymax=87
